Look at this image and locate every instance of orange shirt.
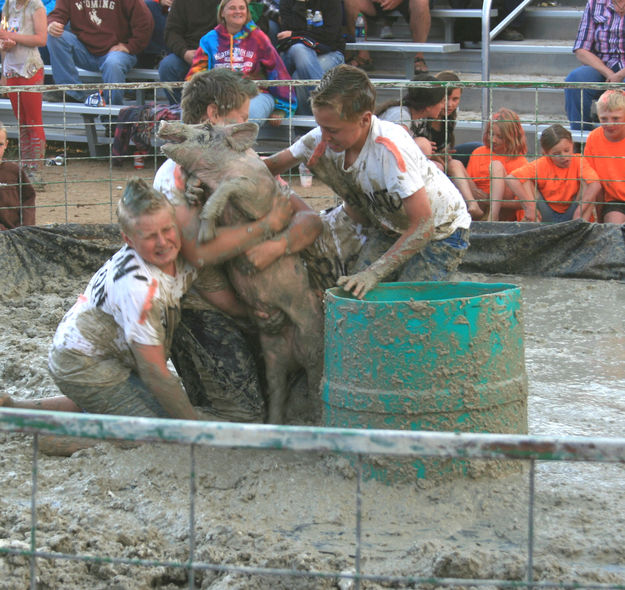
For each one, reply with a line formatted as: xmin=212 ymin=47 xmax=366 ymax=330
xmin=510 ymin=155 xmax=600 ymax=213
xmin=583 ymin=128 xmax=625 ymax=203
xmin=467 ymin=145 xmax=529 ymax=195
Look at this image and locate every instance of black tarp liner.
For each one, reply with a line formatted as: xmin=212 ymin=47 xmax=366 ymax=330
xmin=1 ymin=220 xmax=624 ymax=302
xmin=461 ymin=220 xmax=625 ymax=280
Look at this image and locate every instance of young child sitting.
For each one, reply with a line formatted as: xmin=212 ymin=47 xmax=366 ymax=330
xmin=0 ymin=122 xmax=36 ymax=230
xmin=505 ymin=124 xmax=601 ymax=223
xmin=467 ymin=107 xmax=529 ymax=221
xmin=583 ymin=89 xmax=625 ymax=224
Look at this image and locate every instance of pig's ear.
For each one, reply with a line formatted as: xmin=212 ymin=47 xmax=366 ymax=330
xmin=223 ymin=122 xmax=259 ymax=152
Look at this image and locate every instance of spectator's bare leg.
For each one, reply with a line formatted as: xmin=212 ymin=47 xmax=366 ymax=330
xmin=409 ymin=0 xmax=431 ymax=73
xmin=344 ymin=0 xmax=376 ymax=68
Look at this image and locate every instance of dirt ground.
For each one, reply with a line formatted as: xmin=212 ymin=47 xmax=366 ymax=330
xmin=35 ymin=144 xmax=337 ymax=226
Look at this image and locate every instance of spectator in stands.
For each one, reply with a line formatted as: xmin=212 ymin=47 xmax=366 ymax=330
xmin=0 ymin=122 xmax=36 ymax=229
xmin=45 ymin=0 xmax=153 ymax=105
xmin=376 ymin=74 xmax=483 ymax=219
xmin=505 ymin=124 xmax=601 ymax=223
xmin=565 ymin=0 xmax=625 ymax=131
xmin=139 ymin=0 xmax=172 ymax=68
xmin=276 ymin=0 xmax=345 ymax=115
xmin=343 ymin=0 xmax=431 ymax=74
xmin=158 ymin=0 xmax=219 ymax=104
xmin=186 ymin=0 xmax=296 ymax=127
xmin=258 ymin=0 xmax=280 ymax=44
xmin=0 ymin=0 xmax=47 ymax=188
xmin=466 ymin=107 xmax=528 ymax=221
xmin=264 ymin=64 xmax=471 ymax=300
xmin=583 ymin=89 xmax=625 ymax=224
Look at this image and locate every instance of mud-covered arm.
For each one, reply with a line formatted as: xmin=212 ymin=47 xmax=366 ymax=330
xmin=263 ymin=149 xmax=299 ymax=177
xmin=179 ymin=195 xmax=293 ymax=268
xmin=245 ymin=192 xmax=322 ymax=271
xmin=338 ymin=188 xmax=434 ymax=299
xmin=131 ymin=342 xmax=198 ymax=420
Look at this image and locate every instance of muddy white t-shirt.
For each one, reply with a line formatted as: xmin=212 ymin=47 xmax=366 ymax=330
xmin=290 ymin=115 xmax=470 ymax=240
xmin=48 ymin=245 xmax=197 ymax=387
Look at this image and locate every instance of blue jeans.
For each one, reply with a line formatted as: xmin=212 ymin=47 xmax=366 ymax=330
xmin=158 ymin=52 xmax=190 ymax=104
xmin=47 ymin=29 xmax=137 ymax=105
xmin=249 ymin=92 xmax=275 ymax=128
xmin=282 ymin=45 xmax=344 ymax=115
xmin=565 ymin=64 xmax=619 ymax=131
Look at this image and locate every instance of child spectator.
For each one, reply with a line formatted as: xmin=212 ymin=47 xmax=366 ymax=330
xmin=0 ymin=122 xmax=36 ymax=230
xmin=583 ymin=89 xmax=625 ymax=224
xmin=0 ymin=0 xmax=47 ymax=189
xmin=265 ymin=64 xmax=471 ymax=300
xmin=505 ymin=124 xmax=601 ymax=223
xmin=467 ymin=107 xmax=528 ymax=221
xmin=186 ymin=0 xmax=296 ymax=127
xmin=377 ymin=74 xmax=483 ymax=220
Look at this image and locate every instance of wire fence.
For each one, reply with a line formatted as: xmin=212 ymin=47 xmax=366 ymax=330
xmin=0 ymin=78 xmax=623 ymax=227
xmin=1 ymin=407 xmax=625 ymax=589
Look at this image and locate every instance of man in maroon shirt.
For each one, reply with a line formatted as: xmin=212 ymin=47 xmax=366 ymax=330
xmin=46 ymin=0 xmax=154 ymax=105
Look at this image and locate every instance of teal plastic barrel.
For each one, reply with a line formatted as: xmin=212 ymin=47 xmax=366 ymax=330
xmin=323 ymin=281 xmax=528 ymax=484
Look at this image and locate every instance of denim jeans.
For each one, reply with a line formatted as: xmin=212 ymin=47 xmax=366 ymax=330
xmin=249 ymin=91 xmax=276 ymax=128
xmin=158 ymin=52 xmax=190 ymax=104
xmin=282 ymin=45 xmax=344 ymax=115
xmin=565 ymin=64 xmax=619 ymax=131
xmin=47 ymin=29 xmax=137 ymax=105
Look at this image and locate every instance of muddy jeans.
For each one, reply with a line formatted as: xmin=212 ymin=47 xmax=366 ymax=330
xmin=170 ymin=308 xmax=265 ymax=422
xmin=353 ymin=227 xmax=470 ymax=282
xmin=54 ymin=373 xmax=169 ymax=418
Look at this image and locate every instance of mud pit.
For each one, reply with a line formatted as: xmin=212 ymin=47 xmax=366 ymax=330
xmin=2 ymin=248 xmax=625 ymax=587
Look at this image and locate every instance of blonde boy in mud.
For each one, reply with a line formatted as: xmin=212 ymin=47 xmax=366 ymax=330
xmin=265 ymin=64 xmax=472 ymax=299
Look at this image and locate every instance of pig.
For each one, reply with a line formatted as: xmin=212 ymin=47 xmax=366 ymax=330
xmin=157 ymin=120 xmax=324 ymax=424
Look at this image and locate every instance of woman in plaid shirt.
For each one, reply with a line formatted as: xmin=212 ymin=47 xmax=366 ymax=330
xmin=565 ymin=0 xmax=625 ymax=131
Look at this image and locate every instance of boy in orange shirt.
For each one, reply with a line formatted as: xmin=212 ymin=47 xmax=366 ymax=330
xmin=583 ymin=89 xmax=625 ymax=224
xmin=505 ymin=124 xmax=601 ymax=223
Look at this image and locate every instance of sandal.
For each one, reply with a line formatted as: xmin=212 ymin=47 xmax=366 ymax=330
xmin=413 ymin=56 xmax=429 ymax=75
xmin=347 ymin=54 xmax=374 ymax=71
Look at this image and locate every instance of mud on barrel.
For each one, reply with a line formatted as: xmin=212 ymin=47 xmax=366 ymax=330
xmin=323 ymin=281 xmax=528 ymax=484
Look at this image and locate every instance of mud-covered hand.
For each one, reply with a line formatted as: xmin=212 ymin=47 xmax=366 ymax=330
xmin=184 ymin=173 xmax=205 ymax=207
xmin=264 ymin=195 xmax=293 ymax=233
xmin=245 ymin=236 xmax=287 ymax=271
xmin=337 ymin=268 xmax=382 ymax=300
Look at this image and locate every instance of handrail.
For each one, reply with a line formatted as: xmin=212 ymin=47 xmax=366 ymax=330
xmin=481 ymin=0 xmax=534 ymax=126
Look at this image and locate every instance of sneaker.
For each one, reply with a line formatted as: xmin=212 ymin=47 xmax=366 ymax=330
xmin=380 ymin=24 xmax=394 ymax=39
xmin=498 ymin=27 xmax=524 ymax=41
xmin=84 ymin=92 xmax=106 ymax=107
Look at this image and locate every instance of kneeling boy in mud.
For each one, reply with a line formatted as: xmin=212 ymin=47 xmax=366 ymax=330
xmin=264 ymin=65 xmax=472 ymax=299
xmin=154 ymin=68 xmax=323 ymax=422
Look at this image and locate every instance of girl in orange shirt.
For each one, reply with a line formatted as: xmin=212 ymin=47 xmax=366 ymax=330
xmin=505 ymin=124 xmax=601 ymax=223
xmin=466 ymin=107 xmax=528 ymax=221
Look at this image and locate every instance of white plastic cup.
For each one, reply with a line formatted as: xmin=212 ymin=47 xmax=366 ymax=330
xmin=299 ymin=162 xmax=312 ymax=187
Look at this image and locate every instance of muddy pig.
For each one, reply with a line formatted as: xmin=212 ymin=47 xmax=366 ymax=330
xmin=158 ymin=120 xmax=324 ymax=424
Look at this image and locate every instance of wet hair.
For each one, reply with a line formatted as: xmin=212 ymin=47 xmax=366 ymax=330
xmin=116 ymin=178 xmax=174 ymax=235
xmin=540 ymin=124 xmax=572 ymax=152
xmin=596 ymin=89 xmax=625 ymax=114
xmin=217 ymin=0 xmax=250 ymax=24
xmin=181 ymin=69 xmax=258 ymax=124
xmin=310 ymin=64 xmax=376 ymax=121
xmin=483 ymin=107 xmax=527 ymax=156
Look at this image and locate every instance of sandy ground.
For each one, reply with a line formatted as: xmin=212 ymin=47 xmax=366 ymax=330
xmin=34 ymin=146 xmax=338 ymax=227
xmin=1 ymin=156 xmax=625 ymax=589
